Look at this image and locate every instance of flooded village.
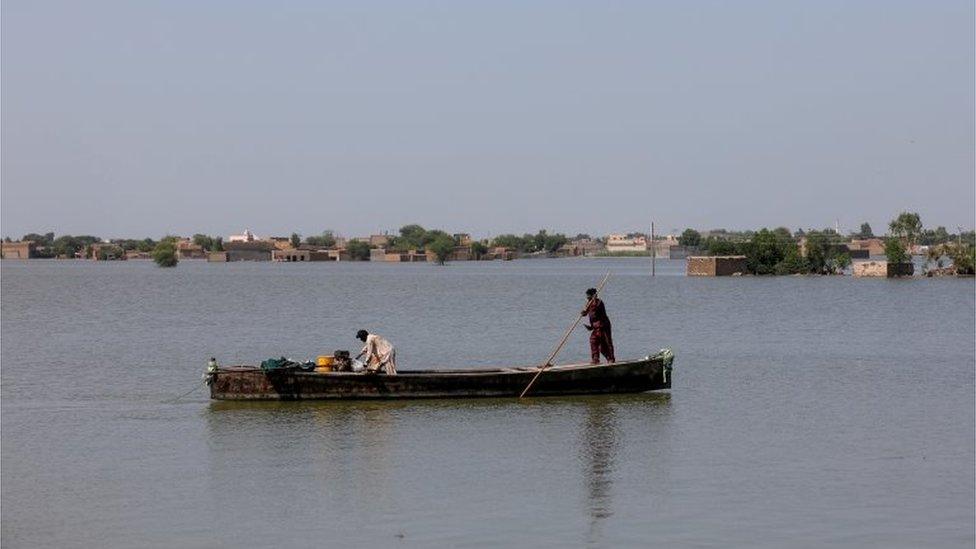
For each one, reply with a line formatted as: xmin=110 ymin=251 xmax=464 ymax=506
xmin=3 ymin=213 xmax=974 ymax=278
xmin=3 ymin=0 xmax=973 ymax=545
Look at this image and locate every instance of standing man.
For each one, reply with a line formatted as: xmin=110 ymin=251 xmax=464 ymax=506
xmin=355 ymin=330 xmax=398 ymax=375
xmin=581 ymin=288 xmax=615 ymax=364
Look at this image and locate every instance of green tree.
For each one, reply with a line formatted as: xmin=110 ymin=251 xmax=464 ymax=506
xmin=290 ymin=233 xmax=301 ymax=248
xmin=210 ymin=237 xmax=224 ymax=252
xmin=884 ymin=237 xmax=909 ymax=264
xmin=805 ymin=230 xmax=849 ymax=274
xmin=97 ymin=245 xmax=124 ymax=261
xmin=961 ymin=231 xmax=976 ymax=247
xmin=732 ymin=228 xmax=804 ymax=275
xmin=427 ymin=234 xmax=456 ymax=265
xmin=389 ymin=224 xmax=427 ymax=251
xmin=192 ymin=234 xmax=214 ymax=250
xmin=51 ymin=236 xmax=79 ymax=257
xmin=889 ymin=211 xmax=922 ymax=248
xmin=305 ymin=231 xmax=336 ymax=248
xmin=492 ymin=234 xmax=527 ymax=251
xmin=804 ymin=232 xmax=829 ymax=273
xmin=532 ymin=230 xmax=549 ymax=252
xmin=136 ymin=238 xmax=157 ymax=252
xmin=678 ymin=229 xmax=702 ymax=247
xmin=743 ymin=229 xmax=788 ymax=274
xmin=424 ymin=229 xmax=451 ymax=244
xmin=833 ymin=253 xmax=852 ymax=272
xmin=919 ymin=226 xmax=950 ymax=245
xmin=21 ymin=232 xmax=54 ymax=247
xmin=152 ymin=241 xmax=178 ymax=267
xmin=774 ymin=248 xmax=809 ymax=275
xmin=543 ymin=232 xmax=568 ymax=253
xmin=945 ymin=243 xmax=975 ymax=275
xmin=704 ymin=237 xmax=739 ymax=256
xmin=346 ymin=240 xmax=371 ymax=260
xmin=470 ymin=241 xmax=488 ymax=259
xmin=51 ymin=235 xmax=100 ymax=258
xmin=398 ymin=224 xmax=427 ymax=249
xmin=857 ymin=222 xmax=874 ymax=238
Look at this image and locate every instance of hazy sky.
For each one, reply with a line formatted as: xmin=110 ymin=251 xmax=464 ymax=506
xmin=2 ymin=0 xmax=973 ymax=240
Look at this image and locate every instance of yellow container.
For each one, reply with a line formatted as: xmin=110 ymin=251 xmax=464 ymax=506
xmin=316 ymin=355 xmax=335 ymax=368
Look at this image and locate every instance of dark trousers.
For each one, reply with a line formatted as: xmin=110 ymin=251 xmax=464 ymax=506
xmin=589 ymin=324 xmax=615 ymax=364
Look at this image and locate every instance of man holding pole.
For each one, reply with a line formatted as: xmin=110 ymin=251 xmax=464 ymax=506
xmin=519 ymin=272 xmax=612 ymax=398
xmin=581 ymin=288 xmax=615 ymax=364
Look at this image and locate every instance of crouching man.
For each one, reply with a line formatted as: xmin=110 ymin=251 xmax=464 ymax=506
xmin=355 ymin=329 xmax=398 ymax=375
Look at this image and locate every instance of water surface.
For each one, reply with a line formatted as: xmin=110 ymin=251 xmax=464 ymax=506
xmin=2 ymin=259 xmax=973 ymax=547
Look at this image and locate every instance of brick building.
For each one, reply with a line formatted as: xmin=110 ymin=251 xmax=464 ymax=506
xmin=1 ymin=241 xmax=36 ymax=259
xmin=222 ymin=241 xmax=274 ymax=261
xmin=176 ymin=240 xmax=208 ymax=259
xmin=273 ymin=249 xmax=311 ymax=262
xmin=686 ymin=256 xmax=748 ymax=276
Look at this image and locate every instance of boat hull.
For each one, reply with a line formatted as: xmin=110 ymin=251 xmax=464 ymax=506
xmin=209 ymin=350 xmax=674 ymax=401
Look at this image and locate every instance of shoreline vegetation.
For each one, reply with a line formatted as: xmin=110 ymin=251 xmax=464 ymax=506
xmin=3 ymin=212 xmax=974 ymax=277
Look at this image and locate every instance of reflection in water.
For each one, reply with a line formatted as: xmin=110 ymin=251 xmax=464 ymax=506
xmin=578 ymin=393 xmax=671 ymax=547
xmin=579 ymin=399 xmax=619 ymax=545
xmin=311 ymin=401 xmax=397 ymax=508
xmin=206 ymin=394 xmax=672 ymax=546
xmin=203 ymin=400 xmax=401 ymax=522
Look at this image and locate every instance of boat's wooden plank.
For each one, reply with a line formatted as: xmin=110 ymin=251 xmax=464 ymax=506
xmin=209 ymin=354 xmax=672 ymax=401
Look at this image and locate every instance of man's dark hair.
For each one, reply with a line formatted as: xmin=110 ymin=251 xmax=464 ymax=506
xmin=585 ymin=288 xmax=597 ymax=297
xmin=356 ymin=329 xmax=369 ymax=341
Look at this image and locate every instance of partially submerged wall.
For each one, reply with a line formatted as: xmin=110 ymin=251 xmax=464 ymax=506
xmin=687 ymin=256 xmax=748 ymax=276
xmin=852 ymin=261 xmax=914 ymax=278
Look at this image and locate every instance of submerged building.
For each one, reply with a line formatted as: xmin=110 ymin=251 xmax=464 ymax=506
xmin=605 ymin=234 xmax=647 ymax=253
xmin=219 ymin=241 xmax=274 ymax=261
xmin=686 ymin=256 xmax=748 ymax=276
xmin=1 ymin=241 xmax=36 ymax=259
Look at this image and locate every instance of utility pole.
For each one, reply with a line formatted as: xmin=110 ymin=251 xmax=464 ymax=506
xmin=651 ymin=221 xmax=655 ymax=277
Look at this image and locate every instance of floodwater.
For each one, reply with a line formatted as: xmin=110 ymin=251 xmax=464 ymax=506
xmin=1 ymin=258 xmax=973 ymax=548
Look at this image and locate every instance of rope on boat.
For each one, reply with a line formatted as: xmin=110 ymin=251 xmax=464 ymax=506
xmin=162 ymin=378 xmax=208 ymax=403
xmin=162 ymin=359 xmax=219 ymax=403
xmin=657 ymin=348 xmax=674 ymax=384
xmin=658 ymin=348 xmax=674 ymax=368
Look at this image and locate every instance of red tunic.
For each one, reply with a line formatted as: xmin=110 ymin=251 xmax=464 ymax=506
xmin=583 ymin=298 xmax=612 ymax=329
xmin=582 ymin=298 xmax=615 ymax=363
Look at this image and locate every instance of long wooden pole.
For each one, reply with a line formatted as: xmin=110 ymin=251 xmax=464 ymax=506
xmin=519 ymin=271 xmax=611 ymax=399
xmin=651 ymin=221 xmax=655 ymax=277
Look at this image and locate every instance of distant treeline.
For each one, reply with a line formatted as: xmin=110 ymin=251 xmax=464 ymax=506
xmin=10 ymin=233 xmax=105 ymax=258
xmin=5 ymin=232 xmax=227 ymax=258
xmin=675 ymin=213 xmax=974 ymax=275
xmin=7 ymin=214 xmax=973 ymax=273
xmin=298 ymin=225 xmax=577 ymax=260
xmin=488 ymin=230 xmax=573 ymax=254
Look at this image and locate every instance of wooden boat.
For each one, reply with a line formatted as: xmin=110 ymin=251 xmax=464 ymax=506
xmin=208 ymin=349 xmax=674 ymax=400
